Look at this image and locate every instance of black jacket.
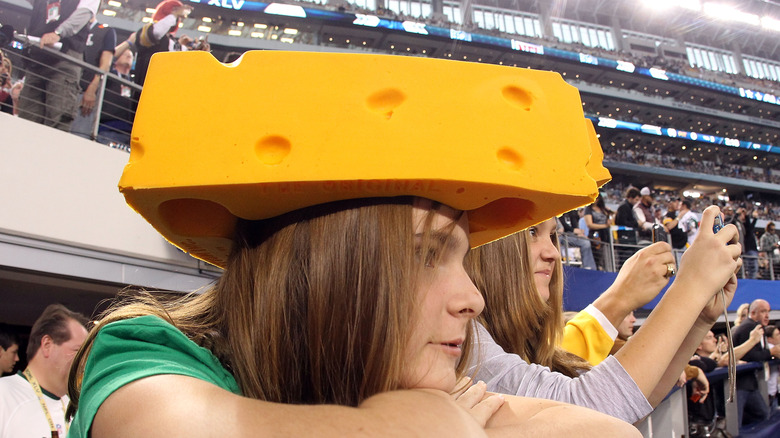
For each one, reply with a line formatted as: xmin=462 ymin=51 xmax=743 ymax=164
xmin=732 ymin=318 xmax=771 ymax=391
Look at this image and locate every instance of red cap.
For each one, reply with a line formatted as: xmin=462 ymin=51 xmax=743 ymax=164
xmin=152 ymin=0 xmax=183 ymax=21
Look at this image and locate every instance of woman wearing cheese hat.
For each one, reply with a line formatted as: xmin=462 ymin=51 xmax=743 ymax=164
xmin=465 ymin=207 xmax=740 ymax=424
xmin=66 ymin=51 xmax=640 ymax=437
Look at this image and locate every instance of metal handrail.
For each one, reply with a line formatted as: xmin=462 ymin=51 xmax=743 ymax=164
xmin=6 ymin=33 xmax=142 ymax=147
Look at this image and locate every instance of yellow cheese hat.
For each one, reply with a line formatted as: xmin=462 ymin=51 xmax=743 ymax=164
xmin=119 ymin=51 xmax=610 ymax=268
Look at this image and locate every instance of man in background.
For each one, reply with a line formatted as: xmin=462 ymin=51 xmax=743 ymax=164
xmin=97 ymin=48 xmax=135 ymax=148
xmin=677 ymin=199 xmax=699 ymax=249
xmin=731 ymin=299 xmax=778 ymax=426
xmin=632 ymin=187 xmax=656 ymax=243
xmin=736 ymin=207 xmax=760 ymax=279
xmin=0 ymin=326 xmax=19 ymax=375
xmin=17 ymin=0 xmax=99 ymax=131
xmin=615 ymin=186 xmax=641 ymax=231
xmin=71 ymin=17 xmax=116 ymax=140
xmin=662 ymin=198 xmax=688 ymax=251
xmin=0 ymin=304 xmax=88 ymax=437
xmin=558 ymin=209 xmax=597 ymax=270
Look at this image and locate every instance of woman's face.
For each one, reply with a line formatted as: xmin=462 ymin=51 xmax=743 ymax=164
xmin=402 ymin=202 xmax=484 ymax=392
xmin=528 ymin=218 xmax=559 ymax=302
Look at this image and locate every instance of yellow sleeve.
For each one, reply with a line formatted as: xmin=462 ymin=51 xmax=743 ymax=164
xmin=562 ymin=311 xmax=615 ymax=366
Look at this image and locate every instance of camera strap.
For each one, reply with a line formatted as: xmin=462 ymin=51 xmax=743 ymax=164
xmin=720 ymin=289 xmax=736 ymax=403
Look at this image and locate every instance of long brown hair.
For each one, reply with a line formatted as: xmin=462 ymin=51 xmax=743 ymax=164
xmin=466 ymin=226 xmax=590 ymax=378
xmin=68 ymin=197 xmax=474 ymax=416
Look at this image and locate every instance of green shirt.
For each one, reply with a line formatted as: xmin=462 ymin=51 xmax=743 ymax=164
xmin=69 ymin=315 xmax=241 ymax=437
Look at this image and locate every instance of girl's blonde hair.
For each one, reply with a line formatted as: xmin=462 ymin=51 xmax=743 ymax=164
xmin=466 ymin=226 xmax=590 ymax=377
xmin=68 ymin=197 xmax=474 ymax=416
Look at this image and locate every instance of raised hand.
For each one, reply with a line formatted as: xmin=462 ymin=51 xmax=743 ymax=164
xmin=609 ymin=242 xmax=676 ymax=310
xmin=676 ymin=206 xmax=741 ymax=323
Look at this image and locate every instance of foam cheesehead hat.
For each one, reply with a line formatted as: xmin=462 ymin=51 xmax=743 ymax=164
xmin=119 ymin=51 xmax=611 ymax=268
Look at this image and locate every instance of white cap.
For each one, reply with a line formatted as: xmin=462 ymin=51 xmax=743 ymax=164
xmin=640 ymin=187 xmax=652 ymax=196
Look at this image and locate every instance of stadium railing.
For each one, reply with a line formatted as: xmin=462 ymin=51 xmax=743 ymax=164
xmin=5 ymin=34 xmax=141 ymax=151
xmin=560 ymin=231 xmax=777 ymax=281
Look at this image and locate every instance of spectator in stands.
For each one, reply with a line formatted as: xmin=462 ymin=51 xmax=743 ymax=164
xmin=712 ymin=325 xmax=763 ymax=368
xmin=0 ymin=304 xmax=88 ymax=438
xmin=583 ymin=194 xmax=613 ymax=270
xmin=735 ymin=208 xmax=760 ymax=279
xmin=633 ymin=187 xmax=656 ymax=243
xmin=557 ymin=209 xmax=597 ymax=270
xmin=722 ymin=205 xmax=735 ymax=224
xmin=687 ymin=331 xmax=719 ymax=437
xmin=71 ymin=17 xmax=116 ymax=140
xmin=731 ymin=299 xmax=778 ymax=426
xmin=465 ymin=206 xmax=740 ymax=424
xmin=578 ymin=207 xmax=589 ymax=236
xmin=615 ymin=186 xmax=641 ymax=232
xmin=663 ymin=198 xmax=688 ymax=251
xmin=132 ymin=0 xmax=210 ymax=87
xmin=614 ymin=187 xmax=641 ymax=266
xmin=608 ymin=311 xmax=635 ymax=356
xmin=0 ymin=51 xmax=13 ymax=115
xmin=0 ymin=325 xmax=19 ymax=375
xmin=759 ymin=221 xmax=779 ymax=276
xmin=473 ymin=218 xmax=674 ymax=369
xmin=97 ymin=48 xmax=135 ymax=149
xmin=653 ymin=207 xmax=664 ymax=225
xmin=678 ymin=198 xmax=700 ymax=248
xmin=734 ymin=303 xmax=750 ymax=328
xmin=17 ymin=0 xmax=99 ymax=132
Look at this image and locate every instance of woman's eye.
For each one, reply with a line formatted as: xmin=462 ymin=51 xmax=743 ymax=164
xmin=528 ymin=227 xmax=538 ymax=239
xmin=415 ymin=247 xmax=439 ymax=268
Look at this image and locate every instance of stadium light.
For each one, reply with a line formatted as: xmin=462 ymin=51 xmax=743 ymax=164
xmin=645 ymin=0 xmax=672 ymax=9
xmin=680 ymin=0 xmax=700 ymax=11
xmin=643 ymin=0 xmax=699 ymax=11
xmin=107 ymin=0 xmax=122 ymax=7
xmin=703 ymin=3 xmax=760 ymax=26
xmin=762 ymin=16 xmax=780 ymax=32
xmin=102 ymin=9 xmax=117 ymax=16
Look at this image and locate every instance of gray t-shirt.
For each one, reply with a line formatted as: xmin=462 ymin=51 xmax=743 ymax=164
xmin=468 ymin=323 xmax=652 ymax=424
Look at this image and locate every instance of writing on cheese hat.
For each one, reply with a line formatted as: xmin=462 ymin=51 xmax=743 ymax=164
xmin=120 ymin=51 xmax=610 ymax=268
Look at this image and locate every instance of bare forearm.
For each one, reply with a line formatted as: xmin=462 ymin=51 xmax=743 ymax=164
xmin=730 ymin=337 xmax=762 ymax=362
xmin=591 ymin=288 xmax=631 ymax=331
xmin=646 ymin=318 xmax=711 ymax=405
xmin=93 ymin=375 xmax=488 ymax=438
xmin=486 ymin=402 xmax=640 ymax=438
xmin=614 ymin=279 xmax=711 ymax=406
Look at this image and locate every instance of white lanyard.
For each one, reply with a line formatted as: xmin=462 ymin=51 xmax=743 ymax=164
xmin=22 ymin=368 xmax=67 ymax=438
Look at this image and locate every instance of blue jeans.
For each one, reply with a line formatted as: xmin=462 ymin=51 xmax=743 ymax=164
xmin=70 ymin=92 xmax=99 ymax=140
xmin=559 ymin=234 xmax=597 ymax=270
xmin=737 ymin=388 xmax=769 ymax=426
xmin=744 ymin=250 xmax=759 ymax=279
